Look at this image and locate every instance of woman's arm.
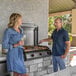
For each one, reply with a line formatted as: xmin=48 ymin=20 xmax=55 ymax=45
xmin=13 ymin=40 xmax=24 ymax=48
xmin=2 ymin=29 xmax=10 ymax=54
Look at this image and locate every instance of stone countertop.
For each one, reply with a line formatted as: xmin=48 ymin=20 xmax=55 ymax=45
xmin=0 ymin=54 xmax=6 ymax=61
xmin=0 ymin=47 xmax=75 ymax=62
xmin=69 ymin=47 xmax=76 ymax=52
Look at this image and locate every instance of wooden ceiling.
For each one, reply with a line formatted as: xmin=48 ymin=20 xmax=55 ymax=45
xmin=49 ymin=0 xmax=75 ymax=14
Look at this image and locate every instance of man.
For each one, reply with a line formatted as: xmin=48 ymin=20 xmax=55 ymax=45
xmin=39 ymin=17 xmax=70 ymax=72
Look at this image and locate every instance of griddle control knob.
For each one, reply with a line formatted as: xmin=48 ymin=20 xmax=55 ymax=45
xmin=47 ymin=52 xmax=50 ymax=55
xmin=39 ymin=53 xmax=42 ymax=56
xmin=31 ymin=54 xmax=34 ymax=57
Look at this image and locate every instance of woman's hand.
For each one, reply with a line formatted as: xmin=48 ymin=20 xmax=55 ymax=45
xmin=18 ymin=40 xmax=24 ymax=46
xmin=13 ymin=40 xmax=24 ymax=47
xmin=13 ymin=43 xmax=18 ymax=48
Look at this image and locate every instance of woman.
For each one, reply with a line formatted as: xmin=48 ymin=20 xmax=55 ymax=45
xmin=2 ymin=13 xmax=29 ymax=76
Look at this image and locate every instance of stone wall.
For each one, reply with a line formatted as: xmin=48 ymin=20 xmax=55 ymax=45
xmin=24 ymin=56 xmax=53 ymax=76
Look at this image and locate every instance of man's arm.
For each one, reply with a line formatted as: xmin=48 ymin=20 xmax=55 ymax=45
xmin=65 ymin=41 xmax=70 ymax=55
xmin=61 ymin=41 xmax=70 ymax=58
xmin=39 ymin=38 xmax=52 ymax=44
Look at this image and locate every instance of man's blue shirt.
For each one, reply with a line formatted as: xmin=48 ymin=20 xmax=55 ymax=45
xmin=51 ymin=28 xmax=69 ymax=56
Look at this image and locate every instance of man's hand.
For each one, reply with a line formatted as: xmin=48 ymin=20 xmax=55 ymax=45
xmin=61 ymin=41 xmax=70 ymax=59
xmin=38 ymin=40 xmax=44 ymax=44
xmin=61 ymin=54 xmax=67 ymax=59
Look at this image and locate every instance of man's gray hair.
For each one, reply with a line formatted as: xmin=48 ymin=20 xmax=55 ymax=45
xmin=55 ymin=17 xmax=63 ymax=23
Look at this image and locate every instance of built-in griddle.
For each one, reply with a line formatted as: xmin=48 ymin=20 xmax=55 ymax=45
xmin=22 ymin=23 xmax=51 ymax=61
xmin=23 ymin=45 xmax=51 ymax=61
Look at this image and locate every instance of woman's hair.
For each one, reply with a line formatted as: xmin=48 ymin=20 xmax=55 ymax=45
xmin=8 ymin=13 xmax=22 ymax=28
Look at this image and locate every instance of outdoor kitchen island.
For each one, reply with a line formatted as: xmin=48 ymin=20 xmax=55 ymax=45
xmin=23 ymin=45 xmax=52 ymax=76
xmin=2 ymin=46 xmax=76 ymax=76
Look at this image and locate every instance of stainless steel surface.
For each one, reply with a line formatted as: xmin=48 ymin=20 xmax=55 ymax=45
xmin=21 ymin=23 xmax=51 ymax=61
xmin=25 ymin=51 xmax=51 ymax=59
xmin=23 ymin=46 xmax=51 ymax=60
xmin=22 ymin=23 xmax=38 ymax=46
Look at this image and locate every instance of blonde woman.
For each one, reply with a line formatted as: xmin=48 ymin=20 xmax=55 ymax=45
xmin=2 ymin=13 xmax=28 ymax=76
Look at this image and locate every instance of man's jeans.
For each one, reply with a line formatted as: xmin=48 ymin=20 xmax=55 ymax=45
xmin=52 ymin=56 xmax=66 ymax=72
